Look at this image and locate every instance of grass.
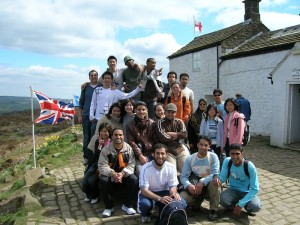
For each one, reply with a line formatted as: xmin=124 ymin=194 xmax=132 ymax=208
xmin=0 ymin=124 xmax=83 ymax=225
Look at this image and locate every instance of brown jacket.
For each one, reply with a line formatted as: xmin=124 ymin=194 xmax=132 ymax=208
xmin=126 ymin=116 xmax=154 ymax=158
xmin=152 ymin=117 xmax=187 ymax=156
xmin=98 ymin=142 xmax=135 ymax=177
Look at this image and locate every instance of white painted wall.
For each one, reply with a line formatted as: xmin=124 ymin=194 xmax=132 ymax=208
xmin=170 ymin=46 xmax=219 ymax=104
xmin=270 ymin=48 xmax=300 ymax=147
xmin=169 ymin=48 xmax=289 ymax=135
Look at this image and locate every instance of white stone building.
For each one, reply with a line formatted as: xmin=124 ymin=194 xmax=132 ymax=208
xmin=168 ymin=0 xmax=300 ymax=147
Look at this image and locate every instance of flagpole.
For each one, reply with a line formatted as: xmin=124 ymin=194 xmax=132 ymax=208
xmin=30 ymin=86 xmax=37 ymax=168
xmin=193 ymin=15 xmax=195 ymax=37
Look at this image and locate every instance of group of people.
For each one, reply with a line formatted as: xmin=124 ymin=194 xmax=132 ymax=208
xmin=77 ymin=55 xmax=261 ymax=222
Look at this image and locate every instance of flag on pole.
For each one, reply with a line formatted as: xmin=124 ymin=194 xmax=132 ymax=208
xmin=73 ymin=95 xmax=80 ymax=107
xmin=193 ymin=15 xmax=202 ymax=32
xmin=33 ymin=90 xmax=75 ymax=124
xmin=194 ymin=22 xmax=202 ymax=32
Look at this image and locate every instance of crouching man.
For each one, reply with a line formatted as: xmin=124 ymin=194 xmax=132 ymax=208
xmin=213 ymin=144 xmax=262 ymax=216
xmin=180 ymin=135 xmax=220 ymax=220
xmin=138 ymin=143 xmax=187 ymax=223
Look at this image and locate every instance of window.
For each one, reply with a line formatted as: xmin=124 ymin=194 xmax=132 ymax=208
xmin=193 ymin=52 xmax=201 ymax=70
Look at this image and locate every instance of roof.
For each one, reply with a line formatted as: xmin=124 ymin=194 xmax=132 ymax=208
xmin=222 ymin=24 xmax=300 ymax=59
xmin=168 ymin=20 xmax=269 ymax=59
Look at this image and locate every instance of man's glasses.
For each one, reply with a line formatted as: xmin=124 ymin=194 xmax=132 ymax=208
xmin=214 ymin=94 xmax=221 ymax=97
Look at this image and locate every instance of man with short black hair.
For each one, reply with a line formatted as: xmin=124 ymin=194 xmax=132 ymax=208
xmin=78 ymin=70 xmax=102 ymax=165
xmin=89 ymin=71 xmax=142 ymax=133
xmin=141 ymin=58 xmax=163 ymax=119
xmin=98 ymin=128 xmax=138 ymax=217
xmin=179 ymin=73 xmax=195 ymax=114
xmin=180 ymin=135 xmax=220 ymax=221
xmin=213 ymin=144 xmax=262 ymax=217
xmin=212 ymin=88 xmax=226 ymax=119
xmin=235 ymin=93 xmax=251 ymax=122
xmin=138 ymin=143 xmax=187 ymax=223
xmin=159 ymin=71 xmax=177 ymax=104
xmin=126 ymin=102 xmax=154 ymax=175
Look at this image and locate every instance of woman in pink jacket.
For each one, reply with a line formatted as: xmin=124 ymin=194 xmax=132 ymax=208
xmin=223 ymin=98 xmax=245 ymax=156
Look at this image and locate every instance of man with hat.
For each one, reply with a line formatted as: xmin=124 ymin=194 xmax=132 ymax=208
xmin=212 ymin=144 xmax=262 ymax=217
xmin=122 ymin=55 xmax=145 ymax=102
xmin=152 ymin=103 xmax=190 ymax=174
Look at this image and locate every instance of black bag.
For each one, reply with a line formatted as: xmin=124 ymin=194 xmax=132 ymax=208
xmin=156 ymin=200 xmax=188 ymax=225
xmin=234 ymin=118 xmax=250 ymax=146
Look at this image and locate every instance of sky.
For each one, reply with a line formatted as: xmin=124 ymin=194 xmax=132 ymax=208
xmin=0 ymin=0 xmax=299 ymax=99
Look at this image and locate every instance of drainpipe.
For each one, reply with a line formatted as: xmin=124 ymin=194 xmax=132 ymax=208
xmin=216 ymin=45 xmax=224 ymax=89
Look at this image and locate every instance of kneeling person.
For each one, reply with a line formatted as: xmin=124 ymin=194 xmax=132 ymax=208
xmin=138 ymin=143 xmax=187 ymax=223
xmin=180 ymin=135 xmax=220 ymax=220
xmin=213 ymin=144 xmax=262 ymax=216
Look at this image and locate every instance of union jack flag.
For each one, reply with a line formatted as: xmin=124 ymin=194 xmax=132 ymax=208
xmin=33 ymin=90 xmax=75 ymax=125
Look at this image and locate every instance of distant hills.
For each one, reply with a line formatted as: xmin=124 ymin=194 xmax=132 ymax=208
xmin=0 ymin=96 xmax=72 ymax=114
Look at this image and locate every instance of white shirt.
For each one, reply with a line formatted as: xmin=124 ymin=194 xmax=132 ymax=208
xmin=98 ymin=68 xmax=126 ymax=90
xmin=139 ymin=161 xmax=178 ymax=192
xmin=181 ymin=86 xmax=194 ymax=103
xmin=89 ymin=86 xmax=141 ymax=121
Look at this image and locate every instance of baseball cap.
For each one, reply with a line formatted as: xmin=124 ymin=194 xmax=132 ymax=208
xmin=165 ymin=103 xmax=177 ymax=112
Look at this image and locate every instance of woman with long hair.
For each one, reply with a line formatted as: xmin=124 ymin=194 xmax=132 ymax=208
xmin=88 ymin=102 xmax=122 ymax=154
xmin=82 ymin=123 xmax=112 ymax=204
xmin=200 ymin=103 xmax=224 ymax=158
xmin=121 ymin=99 xmax=135 ymax=142
xmin=222 ymin=98 xmax=245 ymax=156
xmin=153 ymin=103 xmax=165 ymax=121
xmin=187 ymin=98 xmax=207 ymax=153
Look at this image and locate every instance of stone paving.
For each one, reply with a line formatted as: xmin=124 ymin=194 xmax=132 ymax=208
xmin=26 ymin=136 xmax=300 ymax=225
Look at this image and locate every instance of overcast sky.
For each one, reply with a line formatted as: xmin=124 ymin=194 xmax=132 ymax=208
xmin=0 ymin=0 xmax=299 ymax=99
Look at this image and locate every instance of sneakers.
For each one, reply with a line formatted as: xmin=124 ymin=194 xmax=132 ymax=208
xmin=121 ymin=205 xmax=136 ymax=215
xmin=91 ymin=197 xmax=98 ymax=204
xmin=83 ymin=193 xmax=90 ymax=202
xmin=142 ymin=216 xmax=151 ymax=223
xmin=102 ymin=208 xmax=114 ymax=218
xmin=209 ymin=210 xmax=218 ymax=221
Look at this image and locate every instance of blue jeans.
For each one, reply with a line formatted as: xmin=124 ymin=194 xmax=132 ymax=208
xmin=138 ymin=190 xmax=187 ymax=216
xmin=220 ymin=188 xmax=262 ymax=212
xmin=82 ymin=116 xmax=93 ymax=159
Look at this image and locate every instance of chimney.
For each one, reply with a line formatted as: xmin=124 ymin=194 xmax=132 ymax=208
xmin=243 ymin=0 xmax=261 ymax=22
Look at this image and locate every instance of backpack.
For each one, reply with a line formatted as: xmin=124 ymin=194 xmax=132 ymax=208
xmin=234 ymin=117 xmax=250 ymax=146
xmin=167 ymin=96 xmax=186 ymax=111
xmin=227 ymin=159 xmax=249 ymax=178
xmin=156 ymin=200 xmax=188 ymax=225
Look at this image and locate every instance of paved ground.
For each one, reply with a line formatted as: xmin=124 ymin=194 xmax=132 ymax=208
xmin=25 ymin=136 xmax=300 ymax=225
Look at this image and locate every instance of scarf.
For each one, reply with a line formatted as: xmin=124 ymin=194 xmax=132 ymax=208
xmin=134 ymin=115 xmax=148 ymax=130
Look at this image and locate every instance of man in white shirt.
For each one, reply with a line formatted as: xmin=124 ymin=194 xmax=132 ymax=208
xmin=138 ymin=143 xmax=187 ymax=223
xmin=89 ymin=71 xmax=142 ymax=134
xmin=179 ymin=73 xmax=195 ymax=114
